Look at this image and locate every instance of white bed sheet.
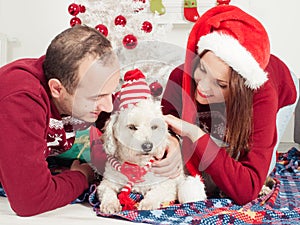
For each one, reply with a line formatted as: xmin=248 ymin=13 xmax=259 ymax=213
xmin=0 ymin=197 xmax=142 ymax=225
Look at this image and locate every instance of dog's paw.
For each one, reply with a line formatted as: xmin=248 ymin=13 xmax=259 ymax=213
xmin=138 ymin=198 xmax=161 ymax=210
xmin=100 ymin=200 xmax=122 ymax=214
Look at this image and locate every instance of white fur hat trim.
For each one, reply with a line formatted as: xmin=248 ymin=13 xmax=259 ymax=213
xmin=197 ymin=32 xmax=268 ymax=90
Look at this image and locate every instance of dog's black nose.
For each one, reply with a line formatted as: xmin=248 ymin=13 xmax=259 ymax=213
xmin=141 ymin=142 xmax=153 ymax=152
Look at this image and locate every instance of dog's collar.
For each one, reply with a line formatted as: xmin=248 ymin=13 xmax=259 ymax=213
xmin=107 ymin=155 xmax=154 ymax=183
xmin=107 ymin=155 xmax=155 ymax=211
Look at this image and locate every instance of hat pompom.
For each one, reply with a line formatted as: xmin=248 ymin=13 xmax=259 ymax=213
xmin=124 ymin=68 xmax=146 ymax=82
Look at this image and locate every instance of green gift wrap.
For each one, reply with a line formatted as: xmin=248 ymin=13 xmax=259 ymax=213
xmin=56 ymin=128 xmax=91 ymax=163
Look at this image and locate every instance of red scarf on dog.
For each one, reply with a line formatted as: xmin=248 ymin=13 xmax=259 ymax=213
xmin=107 ymin=155 xmax=154 ymax=210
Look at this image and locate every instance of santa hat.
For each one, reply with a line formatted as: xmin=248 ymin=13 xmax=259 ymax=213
xmin=119 ymin=68 xmax=151 ymax=110
xmin=182 ymin=4 xmax=270 ymax=123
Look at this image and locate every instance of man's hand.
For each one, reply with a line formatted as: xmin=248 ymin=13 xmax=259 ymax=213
xmin=151 ymin=135 xmax=182 ymax=178
xmin=70 ymin=160 xmax=95 ymax=183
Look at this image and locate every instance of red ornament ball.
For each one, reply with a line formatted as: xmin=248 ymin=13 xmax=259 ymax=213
xmin=79 ymin=4 xmax=86 ymax=13
xmin=141 ymin=21 xmax=153 ymax=33
xmin=122 ymin=34 xmax=138 ymax=49
xmin=115 ymin=15 xmax=127 ymax=26
xmin=70 ymin=17 xmax=81 ymax=27
xmin=149 ymin=81 xmax=163 ymax=97
xmin=68 ymin=3 xmax=80 ymax=16
xmin=95 ymin=24 xmax=108 ymax=37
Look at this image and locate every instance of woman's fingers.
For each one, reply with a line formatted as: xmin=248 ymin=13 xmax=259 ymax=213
xmin=164 ymin=114 xmax=205 ymax=142
xmin=152 ymin=135 xmax=182 ymax=178
xmin=163 ymin=114 xmax=184 ymax=136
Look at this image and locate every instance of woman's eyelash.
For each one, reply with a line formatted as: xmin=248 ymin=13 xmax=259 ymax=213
xmin=218 ymin=83 xmax=227 ymax=89
xmin=198 ymin=63 xmax=206 ymax=72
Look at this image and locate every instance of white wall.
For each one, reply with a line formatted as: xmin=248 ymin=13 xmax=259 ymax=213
xmin=1 ymin=0 xmax=299 ymax=74
xmin=0 ymin=0 xmax=70 ymax=61
xmin=0 ymin=0 xmax=299 ymax=141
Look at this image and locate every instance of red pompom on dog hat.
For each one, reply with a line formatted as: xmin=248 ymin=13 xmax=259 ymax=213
xmin=182 ymin=4 xmax=270 ymax=123
xmin=119 ymin=68 xmax=151 ymax=110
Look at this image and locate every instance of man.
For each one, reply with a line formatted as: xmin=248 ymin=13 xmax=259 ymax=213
xmin=0 ymin=25 xmax=120 ymax=216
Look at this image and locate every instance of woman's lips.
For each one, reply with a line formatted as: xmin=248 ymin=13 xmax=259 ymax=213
xmin=197 ymin=89 xmax=212 ymax=99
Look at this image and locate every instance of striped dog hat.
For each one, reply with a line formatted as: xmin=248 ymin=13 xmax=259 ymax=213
xmin=119 ymin=68 xmax=151 ymax=110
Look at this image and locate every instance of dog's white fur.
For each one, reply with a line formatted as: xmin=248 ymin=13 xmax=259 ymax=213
xmin=97 ymin=99 xmax=206 ymax=214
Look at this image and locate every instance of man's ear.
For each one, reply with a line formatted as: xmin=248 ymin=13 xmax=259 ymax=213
xmin=48 ymin=78 xmax=63 ymax=98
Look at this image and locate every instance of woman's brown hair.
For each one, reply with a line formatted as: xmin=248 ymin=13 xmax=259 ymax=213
xmin=225 ymin=70 xmax=253 ymax=158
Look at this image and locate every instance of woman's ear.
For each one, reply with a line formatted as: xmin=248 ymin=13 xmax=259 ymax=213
xmin=48 ymin=78 xmax=63 ymax=98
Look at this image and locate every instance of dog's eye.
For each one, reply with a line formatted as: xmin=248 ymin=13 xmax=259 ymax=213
xmin=128 ymin=124 xmax=137 ymax=130
xmin=151 ymin=125 xmax=158 ymax=130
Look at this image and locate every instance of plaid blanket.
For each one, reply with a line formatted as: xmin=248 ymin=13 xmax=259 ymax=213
xmin=77 ymin=147 xmax=300 ymax=224
xmin=1 ymin=147 xmax=299 ymax=224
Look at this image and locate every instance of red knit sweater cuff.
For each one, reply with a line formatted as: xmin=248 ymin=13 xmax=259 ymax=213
xmin=185 ymin=134 xmax=223 ymax=175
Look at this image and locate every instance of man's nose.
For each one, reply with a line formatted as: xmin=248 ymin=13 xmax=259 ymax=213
xmin=97 ymin=95 xmax=113 ymax=113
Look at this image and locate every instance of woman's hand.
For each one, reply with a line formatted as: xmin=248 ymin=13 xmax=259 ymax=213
xmin=164 ymin=114 xmax=205 ymax=142
xmin=70 ymin=160 xmax=95 ymax=183
xmin=151 ymin=135 xmax=182 ymax=178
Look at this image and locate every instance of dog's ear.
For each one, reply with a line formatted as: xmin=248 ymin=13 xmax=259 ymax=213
xmin=102 ymin=113 xmax=118 ymax=156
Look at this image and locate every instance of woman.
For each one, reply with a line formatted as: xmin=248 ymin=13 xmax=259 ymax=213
xmin=158 ymin=5 xmax=298 ymax=205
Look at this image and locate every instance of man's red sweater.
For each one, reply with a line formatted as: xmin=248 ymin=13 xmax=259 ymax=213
xmin=0 ymin=56 xmax=90 ymax=216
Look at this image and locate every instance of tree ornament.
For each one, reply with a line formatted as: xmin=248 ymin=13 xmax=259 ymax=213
xmin=79 ymin=4 xmax=86 ymax=13
xmin=95 ymin=24 xmax=108 ymax=37
xmin=68 ymin=3 xmax=80 ymax=16
xmin=133 ymin=0 xmax=146 ymax=12
xmin=122 ymin=34 xmax=138 ymax=49
xmin=184 ymin=0 xmax=200 ymax=22
xmin=150 ymin=0 xmax=166 ymax=15
xmin=115 ymin=15 xmax=127 ymax=27
xmin=217 ymin=0 xmax=231 ymax=5
xmin=70 ymin=17 xmax=82 ymax=27
xmin=149 ymin=80 xmax=163 ymax=97
xmin=141 ymin=21 xmax=153 ymax=33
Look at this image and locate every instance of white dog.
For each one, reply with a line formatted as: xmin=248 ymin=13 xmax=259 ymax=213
xmin=96 ymin=99 xmax=206 ymax=214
